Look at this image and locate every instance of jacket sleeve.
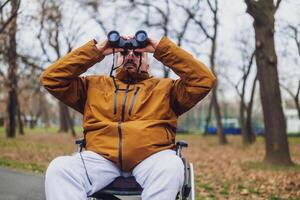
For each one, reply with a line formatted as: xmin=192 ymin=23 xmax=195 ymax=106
xmin=153 ymin=37 xmax=216 ymax=116
xmin=39 ymin=40 xmax=105 ymax=114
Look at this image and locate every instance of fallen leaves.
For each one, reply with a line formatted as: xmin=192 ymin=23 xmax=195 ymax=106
xmin=177 ymin=135 xmax=300 ymax=200
xmin=0 ymin=131 xmax=299 ymax=199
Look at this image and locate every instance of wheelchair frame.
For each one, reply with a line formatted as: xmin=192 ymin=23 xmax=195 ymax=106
xmin=75 ymin=138 xmax=195 ymax=200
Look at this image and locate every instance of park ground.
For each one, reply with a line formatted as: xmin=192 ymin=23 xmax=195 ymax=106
xmin=0 ymin=127 xmax=299 ymax=200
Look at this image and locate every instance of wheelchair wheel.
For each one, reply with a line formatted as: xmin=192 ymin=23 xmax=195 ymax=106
xmin=180 ymin=161 xmax=195 ymax=200
xmin=188 ymin=163 xmax=195 ymax=200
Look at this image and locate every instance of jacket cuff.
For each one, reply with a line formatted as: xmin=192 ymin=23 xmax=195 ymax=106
xmin=153 ymin=36 xmax=184 ymax=68
xmin=153 ymin=36 xmax=179 ymax=66
xmin=82 ymin=39 xmax=105 ymax=63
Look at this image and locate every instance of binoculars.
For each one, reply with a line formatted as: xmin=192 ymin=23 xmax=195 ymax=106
xmin=107 ymin=30 xmax=148 ymax=49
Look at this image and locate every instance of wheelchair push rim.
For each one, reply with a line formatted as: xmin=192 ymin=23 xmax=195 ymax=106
xmin=188 ymin=163 xmax=195 ymax=200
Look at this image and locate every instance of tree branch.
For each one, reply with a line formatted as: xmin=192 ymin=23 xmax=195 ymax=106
xmin=288 ymin=25 xmax=300 ymax=56
xmin=0 ymin=0 xmax=10 ymax=10
xmin=280 ymin=82 xmax=296 ymax=98
xmin=0 ymin=0 xmax=21 ymax=34
xmin=275 ymin=0 xmax=282 ymax=11
xmin=18 ymin=53 xmax=44 ymax=71
xmin=207 ymin=0 xmax=217 ymax=13
xmin=176 ymin=3 xmax=213 ymax=40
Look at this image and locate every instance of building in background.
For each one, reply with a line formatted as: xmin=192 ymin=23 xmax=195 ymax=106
xmin=285 ymin=109 xmax=300 ymax=135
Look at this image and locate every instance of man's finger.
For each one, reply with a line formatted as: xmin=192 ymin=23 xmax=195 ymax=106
xmin=134 ymin=48 xmax=147 ymax=53
xmin=114 ymin=48 xmax=124 ymax=52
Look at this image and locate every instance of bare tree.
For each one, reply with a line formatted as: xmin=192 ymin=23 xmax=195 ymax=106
xmin=0 ymin=0 xmax=20 ymax=34
xmin=280 ymin=81 xmax=300 ymax=119
xmin=223 ymin=42 xmax=257 ymax=144
xmin=77 ymin=0 xmax=108 ymax=35
xmin=1 ymin=0 xmax=21 ymax=138
xmin=178 ymin=0 xmax=226 ymax=144
xmin=279 ymin=24 xmax=300 ymax=119
xmin=37 ymin=0 xmax=83 ymax=136
xmin=0 ymin=0 xmax=44 ymax=136
xmin=245 ymin=0 xmax=292 ymax=165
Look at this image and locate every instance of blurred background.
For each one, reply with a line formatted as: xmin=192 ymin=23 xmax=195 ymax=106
xmin=0 ymin=0 xmax=299 ymax=199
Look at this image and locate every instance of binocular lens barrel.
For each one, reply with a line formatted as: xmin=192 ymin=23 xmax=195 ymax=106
xmin=135 ymin=30 xmax=147 ymax=43
xmin=108 ymin=31 xmax=120 ymax=42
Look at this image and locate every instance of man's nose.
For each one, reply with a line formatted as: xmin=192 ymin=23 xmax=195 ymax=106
xmin=126 ymin=50 xmax=135 ymax=59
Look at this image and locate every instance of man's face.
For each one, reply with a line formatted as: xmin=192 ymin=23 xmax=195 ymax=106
xmin=116 ymin=50 xmax=149 ymax=74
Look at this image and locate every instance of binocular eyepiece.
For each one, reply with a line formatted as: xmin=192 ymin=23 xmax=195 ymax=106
xmin=107 ymin=30 xmax=148 ymax=49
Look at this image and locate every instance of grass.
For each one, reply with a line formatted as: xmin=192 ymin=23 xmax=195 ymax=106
xmin=287 ymin=136 xmax=300 ymax=144
xmin=0 ymin=126 xmax=84 ymax=136
xmin=199 ymin=183 xmax=214 ymax=192
xmin=237 ymin=184 xmax=245 ymax=191
xmin=248 ymin=187 xmax=259 ymax=195
xmin=0 ymin=127 xmax=77 ymax=174
xmin=0 ymin=158 xmax=46 ymax=173
xmin=241 ymin=161 xmax=300 ymax=172
xmin=219 ymin=182 xmax=230 ymax=196
xmin=269 ymin=194 xmax=282 ymax=200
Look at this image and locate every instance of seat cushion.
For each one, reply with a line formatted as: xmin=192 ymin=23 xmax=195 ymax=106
xmin=89 ymin=176 xmax=143 ymax=197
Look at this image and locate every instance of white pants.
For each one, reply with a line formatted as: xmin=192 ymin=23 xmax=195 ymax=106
xmin=45 ymin=149 xmax=184 ymax=200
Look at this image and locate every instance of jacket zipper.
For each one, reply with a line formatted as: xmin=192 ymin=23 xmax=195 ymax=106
xmin=118 ymin=84 xmax=130 ymax=172
xmin=128 ymin=87 xmax=140 ymax=116
xmin=117 ymin=121 xmax=123 ymax=171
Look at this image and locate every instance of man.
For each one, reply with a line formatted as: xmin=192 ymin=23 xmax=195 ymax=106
xmin=40 ymin=34 xmax=216 ymax=200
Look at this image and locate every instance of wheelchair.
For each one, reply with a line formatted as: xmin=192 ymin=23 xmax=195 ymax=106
xmin=76 ymin=139 xmax=195 ymax=200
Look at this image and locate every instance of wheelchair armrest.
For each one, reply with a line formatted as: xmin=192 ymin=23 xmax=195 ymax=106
xmin=176 ymin=140 xmax=188 ymax=148
xmin=75 ymin=138 xmax=85 ymax=145
xmin=175 ymin=140 xmax=188 ymax=157
xmin=75 ymin=138 xmax=86 ymax=152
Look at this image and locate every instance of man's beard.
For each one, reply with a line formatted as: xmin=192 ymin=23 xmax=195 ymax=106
xmin=123 ymin=60 xmax=138 ymax=71
xmin=115 ymin=62 xmax=149 ymax=83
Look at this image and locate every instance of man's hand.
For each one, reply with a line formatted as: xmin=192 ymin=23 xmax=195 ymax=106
xmin=134 ymin=37 xmax=158 ymax=54
xmin=95 ymin=39 xmax=123 ymax=56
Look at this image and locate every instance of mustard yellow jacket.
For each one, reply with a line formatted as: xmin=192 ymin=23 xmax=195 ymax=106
xmin=40 ymin=37 xmax=216 ymax=172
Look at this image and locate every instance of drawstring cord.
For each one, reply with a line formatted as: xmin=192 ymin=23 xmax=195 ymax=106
xmin=79 ymin=151 xmax=93 ymax=185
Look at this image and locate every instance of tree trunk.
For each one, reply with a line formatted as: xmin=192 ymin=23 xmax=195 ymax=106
xmin=40 ymin=94 xmax=50 ymax=128
xmin=295 ymin=81 xmax=300 ymax=119
xmin=245 ymin=0 xmax=292 ymax=165
xmin=66 ymin=109 xmax=76 ymax=137
xmin=16 ymin=96 xmax=24 ymax=135
xmin=58 ymin=102 xmax=69 ymax=133
xmin=204 ymin=97 xmax=213 ymax=135
xmin=210 ymin=13 xmax=226 ymax=144
xmin=239 ymin=95 xmax=250 ymax=144
xmin=58 ymin=101 xmax=76 ymax=136
xmin=6 ymin=0 xmax=18 ymax=138
xmin=246 ymin=75 xmax=258 ymax=143
xmin=6 ymin=89 xmax=17 ymax=138
xmin=212 ymin=88 xmax=227 ymax=144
